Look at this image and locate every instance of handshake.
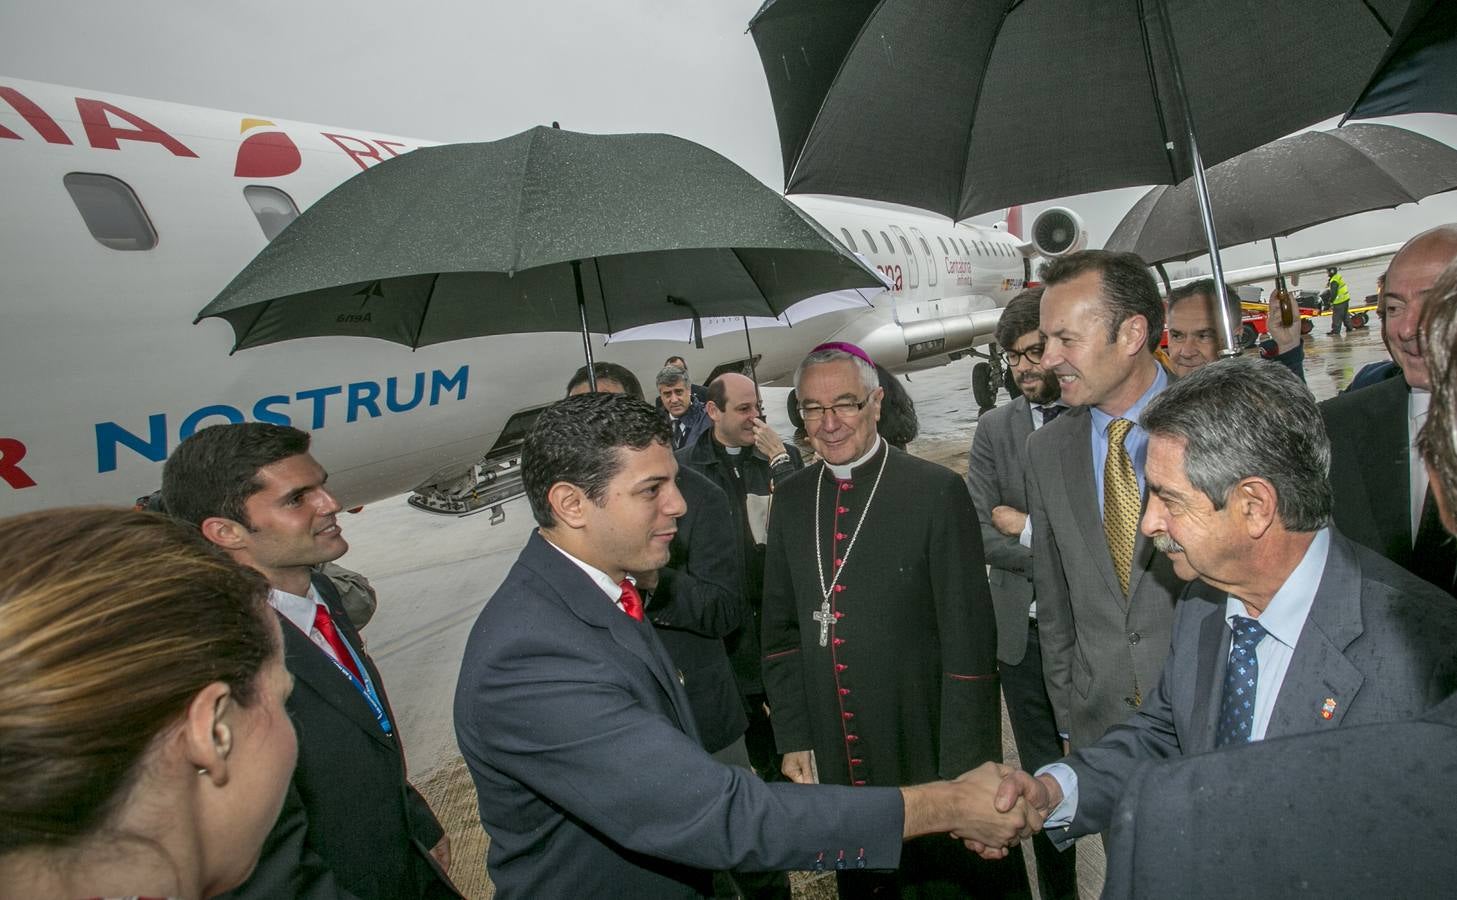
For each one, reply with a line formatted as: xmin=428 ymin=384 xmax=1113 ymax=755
xmin=901 ymin=761 xmax=1064 ymax=858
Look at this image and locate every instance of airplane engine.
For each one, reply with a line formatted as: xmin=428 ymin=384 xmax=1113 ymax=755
xmin=1030 ymin=207 xmax=1088 ymax=257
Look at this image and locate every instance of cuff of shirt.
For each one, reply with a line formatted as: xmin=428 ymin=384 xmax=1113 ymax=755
xmin=1034 ymin=762 xmax=1079 ymax=828
xmin=1018 ymin=514 xmax=1034 ymax=548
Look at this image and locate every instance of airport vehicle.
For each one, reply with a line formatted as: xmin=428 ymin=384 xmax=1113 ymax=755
xmin=1 ymin=77 xmax=1084 ymax=518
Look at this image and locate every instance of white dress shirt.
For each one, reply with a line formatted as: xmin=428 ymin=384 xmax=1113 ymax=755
xmin=1038 ymin=528 xmax=1332 ymax=826
xmin=1018 ymin=402 xmax=1066 ymax=549
xmin=545 ymin=535 xmax=633 ymax=613
xmin=1411 ymin=389 xmax=1432 ymax=542
xmin=268 ymin=583 xmax=347 ymax=666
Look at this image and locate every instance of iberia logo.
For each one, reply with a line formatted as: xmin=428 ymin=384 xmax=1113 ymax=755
xmin=234 ymin=117 xmax=301 ymax=178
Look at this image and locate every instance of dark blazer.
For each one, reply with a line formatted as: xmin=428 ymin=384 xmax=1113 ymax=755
xmin=650 ymin=466 xmax=750 ymax=753
xmin=1102 ymin=691 xmax=1457 ymax=898
xmin=221 ymin=575 xmax=457 ymax=900
xmin=1053 ymin=530 xmax=1457 ymax=848
xmin=1321 ymin=374 xmax=1412 ymax=564
xmin=665 ymin=401 xmax=713 ymax=451
xmin=966 ymin=395 xmax=1037 ymax=665
xmin=454 ymin=532 xmax=904 ymax=899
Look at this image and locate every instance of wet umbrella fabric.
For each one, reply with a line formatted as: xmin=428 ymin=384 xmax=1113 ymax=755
xmin=1345 ymin=0 xmax=1457 ymax=122
xmin=748 ymin=0 xmax=1407 ymax=220
xmin=197 ymin=127 xmax=883 ymax=351
xmin=1105 ymin=124 xmax=1457 ymax=265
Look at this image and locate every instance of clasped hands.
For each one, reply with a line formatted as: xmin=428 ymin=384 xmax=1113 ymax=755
xmin=944 ymin=763 xmax=1061 ymax=860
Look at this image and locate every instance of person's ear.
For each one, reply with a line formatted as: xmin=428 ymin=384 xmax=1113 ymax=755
xmin=705 ymin=401 xmax=722 ymax=422
xmin=549 ymin=482 xmax=591 ymax=530
xmin=1120 ymin=314 xmax=1149 ymax=357
xmin=1235 ymin=478 xmax=1278 ymax=538
xmin=200 ymin=516 xmax=249 ymax=551
xmin=185 ymin=682 xmax=235 ymax=787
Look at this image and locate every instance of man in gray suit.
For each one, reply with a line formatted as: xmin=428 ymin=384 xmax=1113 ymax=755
xmin=1025 ymin=250 xmax=1187 ymax=750
xmin=967 ymin=287 xmax=1076 ymax=900
xmin=974 ymin=358 xmax=1457 ymax=856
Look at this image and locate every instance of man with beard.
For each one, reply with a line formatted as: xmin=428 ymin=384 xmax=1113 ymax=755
xmin=762 ymin=343 xmax=1029 ymax=898
xmin=967 ymin=288 xmax=1076 ymax=899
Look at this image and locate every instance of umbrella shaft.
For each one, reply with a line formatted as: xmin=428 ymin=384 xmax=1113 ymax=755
xmin=572 ymin=259 xmax=598 ymax=389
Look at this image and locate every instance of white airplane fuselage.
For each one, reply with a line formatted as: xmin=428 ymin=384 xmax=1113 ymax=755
xmin=0 ymin=78 xmax=1026 ymax=515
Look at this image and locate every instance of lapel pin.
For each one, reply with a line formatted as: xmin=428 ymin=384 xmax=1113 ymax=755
xmin=1320 ymin=697 xmax=1337 ymax=720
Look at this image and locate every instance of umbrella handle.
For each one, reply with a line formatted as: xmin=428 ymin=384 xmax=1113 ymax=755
xmin=666 ymin=295 xmax=704 ymax=350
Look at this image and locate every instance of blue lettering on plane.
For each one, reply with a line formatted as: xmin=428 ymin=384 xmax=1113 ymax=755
xmin=94 ymin=366 xmax=468 ymax=473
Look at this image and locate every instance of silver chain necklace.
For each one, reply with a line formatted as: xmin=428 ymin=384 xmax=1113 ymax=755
xmin=814 ymin=446 xmax=890 ymax=603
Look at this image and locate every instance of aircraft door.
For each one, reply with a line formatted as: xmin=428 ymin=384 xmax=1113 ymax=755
xmin=889 ymin=225 xmax=919 ymax=291
xmin=910 ymin=227 xmax=938 ymax=288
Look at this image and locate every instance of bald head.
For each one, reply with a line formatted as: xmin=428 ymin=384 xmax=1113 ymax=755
xmin=706 ymin=373 xmax=763 ymax=448
xmin=1386 ymin=224 xmax=1457 ymax=390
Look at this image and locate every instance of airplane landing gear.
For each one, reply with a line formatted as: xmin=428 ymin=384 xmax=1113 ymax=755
xmin=972 ymin=345 xmax=1004 ymax=414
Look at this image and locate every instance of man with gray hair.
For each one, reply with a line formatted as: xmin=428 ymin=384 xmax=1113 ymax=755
xmin=657 ymin=365 xmax=711 ymax=450
xmin=970 ymin=357 xmax=1457 ymax=857
xmin=761 ymin=342 xmax=1027 ymax=897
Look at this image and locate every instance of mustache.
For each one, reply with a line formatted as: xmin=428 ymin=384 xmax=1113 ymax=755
xmin=1152 ymin=533 xmax=1185 ymax=554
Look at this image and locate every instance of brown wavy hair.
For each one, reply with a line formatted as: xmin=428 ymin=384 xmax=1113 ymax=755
xmin=0 ymin=507 xmax=274 ymax=854
xmin=1418 ymin=258 xmax=1457 ymax=510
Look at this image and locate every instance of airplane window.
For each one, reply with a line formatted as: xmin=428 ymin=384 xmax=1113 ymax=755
xmin=839 ymin=228 xmax=858 ymax=253
xmin=917 ymin=234 xmax=932 ymax=256
xmin=880 ymin=231 xmax=894 ymax=254
xmin=63 ymin=172 xmax=157 ymax=251
xmin=960 ymin=238 xmax=971 ymax=255
xmin=936 ymin=236 xmax=948 ymax=255
xmin=244 ymin=185 xmax=301 ymax=241
xmin=861 ymin=229 xmax=878 ymax=254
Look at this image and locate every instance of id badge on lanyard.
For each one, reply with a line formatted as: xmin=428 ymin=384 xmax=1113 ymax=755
xmin=330 ymin=641 xmax=394 ymax=735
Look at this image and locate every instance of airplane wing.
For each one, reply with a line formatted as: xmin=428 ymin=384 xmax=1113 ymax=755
xmin=1166 ymin=242 xmax=1403 ymax=292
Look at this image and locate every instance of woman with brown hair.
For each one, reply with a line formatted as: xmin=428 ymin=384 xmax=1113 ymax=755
xmin=1419 ymin=257 xmax=1457 ymax=534
xmin=0 ymin=507 xmax=296 ymax=899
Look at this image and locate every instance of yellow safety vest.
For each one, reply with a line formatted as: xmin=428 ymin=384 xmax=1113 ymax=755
xmin=1329 ymin=273 xmax=1351 ymax=307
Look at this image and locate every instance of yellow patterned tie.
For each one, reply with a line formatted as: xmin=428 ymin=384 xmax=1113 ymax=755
xmin=1104 ymin=418 xmax=1140 ymax=596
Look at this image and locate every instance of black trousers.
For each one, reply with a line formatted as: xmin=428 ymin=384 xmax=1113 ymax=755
xmin=999 ymin=619 xmax=1078 ymax=900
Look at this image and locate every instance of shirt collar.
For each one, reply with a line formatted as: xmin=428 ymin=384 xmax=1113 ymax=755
xmin=1224 ymin=528 xmax=1331 ymax=648
xmin=826 ymin=435 xmax=884 ymax=480
xmin=268 ymin=582 xmax=324 ymax=636
xmin=1411 ymin=388 xmax=1431 ymax=422
xmin=543 ymin=533 xmax=630 ymax=604
xmin=1089 ymin=363 xmax=1168 ymax=437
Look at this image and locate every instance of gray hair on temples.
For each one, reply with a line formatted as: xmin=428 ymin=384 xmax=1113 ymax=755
xmin=793 ymin=348 xmax=878 ymax=395
xmin=1141 ymin=356 xmax=1331 ymax=531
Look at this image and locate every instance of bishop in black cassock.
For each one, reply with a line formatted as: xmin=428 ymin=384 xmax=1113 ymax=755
xmin=761 ymin=346 xmax=1027 ymax=898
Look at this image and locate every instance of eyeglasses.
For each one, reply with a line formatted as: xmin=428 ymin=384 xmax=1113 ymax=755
xmin=799 ymin=396 xmax=872 ymax=422
xmin=1004 ymin=343 xmax=1045 ymax=366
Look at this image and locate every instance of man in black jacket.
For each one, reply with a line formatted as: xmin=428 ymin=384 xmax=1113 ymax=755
xmin=678 ymin=372 xmax=804 ymax=777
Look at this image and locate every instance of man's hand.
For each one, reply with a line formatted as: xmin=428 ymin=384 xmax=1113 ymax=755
xmin=753 ymin=419 xmax=789 ymax=461
xmin=991 ymin=505 xmax=1028 ymax=537
xmin=781 ymin=749 xmax=818 ymax=784
xmin=1266 ymin=290 xmax=1300 ymax=353
xmin=957 ymin=767 xmax=1058 ymax=859
xmin=900 ymin=763 xmax=1042 ymax=858
xmin=430 ymin=834 xmax=451 ymax=873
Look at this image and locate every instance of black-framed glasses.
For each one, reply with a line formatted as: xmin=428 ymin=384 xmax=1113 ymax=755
xmin=1005 ymin=343 xmax=1045 ymax=366
xmin=799 ymin=395 xmax=872 ymax=422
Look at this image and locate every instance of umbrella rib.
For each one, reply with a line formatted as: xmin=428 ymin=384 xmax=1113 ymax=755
xmin=1136 ymin=0 xmax=1180 ymax=185
xmin=953 ymin=1 xmax=1015 ymax=220
xmin=413 ymin=273 xmax=441 ymax=349
xmin=234 ymin=295 xmax=276 ymax=353
xmin=592 ymin=256 xmax=615 ymax=335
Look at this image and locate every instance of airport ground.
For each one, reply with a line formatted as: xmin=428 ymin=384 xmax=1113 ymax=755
xmin=344 ymin=316 xmax=1391 ymax=899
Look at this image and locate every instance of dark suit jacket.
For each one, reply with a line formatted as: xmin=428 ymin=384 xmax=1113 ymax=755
xmin=221 ymin=575 xmax=457 ymax=900
xmin=454 ymin=532 xmax=904 ymax=899
xmin=650 ymin=466 xmax=749 ymax=753
xmin=1053 ymin=530 xmax=1457 ymax=848
xmin=665 ymin=401 xmax=713 ymax=451
xmin=967 ymin=395 xmax=1037 ymax=665
xmin=1102 ymin=692 xmax=1457 ymax=898
xmin=1321 ymin=375 xmax=1413 ymax=565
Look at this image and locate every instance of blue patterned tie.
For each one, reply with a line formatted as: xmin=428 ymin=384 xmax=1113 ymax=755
xmin=1215 ymin=616 xmax=1267 ymax=747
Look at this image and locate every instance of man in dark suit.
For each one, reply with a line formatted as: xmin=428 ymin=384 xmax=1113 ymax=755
xmin=974 ymin=359 xmax=1457 ymax=857
xmin=1026 ymin=251 xmax=1187 ymax=751
xmin=1320 ymin=224 xmax=1457 ymax=595
xmin=660 ymin=355 xmax=711 ymax=407
xmin=453 ymin=393 xmax=1044 ymax=899
xmin=162 ymin=423 xmax=457 ymax=900
xmin=967 ymin=288 xmax=1076 ymax=900
xmin=658 ymin=365 xmax=713 ymax=450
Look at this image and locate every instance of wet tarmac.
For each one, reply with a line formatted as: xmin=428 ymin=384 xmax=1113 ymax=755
xmin=344 ymin=279 xmax=1399 ymax=898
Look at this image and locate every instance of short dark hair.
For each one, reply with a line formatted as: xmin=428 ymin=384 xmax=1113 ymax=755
xmin=1142 ymin=357 xmax=1331 ymax=531
xmin=522 ymin=393 xmax=672 ymax=528
xmin=565 ymin=362 xmax=644 ymax=401
xmin=1167 ymin=278 xmax=1241 ymax=324
xmin=664 ymin=355 xmax=687 ymax=370
xmin=162 ymin=423 xmax=311 ymax=528
xmin=995 ymin=287 xmax=1045 ymax=350
xmin=705 ymin=376 xmax=729 ymax=411
xmin=1039 ymin=250 xmax=1164 ymax=353
xmin=656 ymin=366 xmax=688 ymax=390
xmin=875 ymin=363 xmax=919 ymax=448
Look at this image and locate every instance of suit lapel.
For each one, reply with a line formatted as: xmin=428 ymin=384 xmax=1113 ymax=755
xmin=278 ymin=605 xmax=396 ymax=751
xmin=1058 ymin=408 xmax=1126 ymax=605
xmin=1187 ymin=595 xmax=1230 ymax=754
xmin=1268 ymin=534 xmax=1365 ymax=736
xmin=1365 ymin=378 xmax=1413 ymax=559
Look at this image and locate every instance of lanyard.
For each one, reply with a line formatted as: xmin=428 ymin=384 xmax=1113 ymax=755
xmin=328 ymin=637 xmax=393 ymax=735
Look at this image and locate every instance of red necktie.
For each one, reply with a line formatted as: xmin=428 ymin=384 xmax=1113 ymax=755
xmin=312 ymin=603 xmax=365 ymax=683
xmin=618 ymin=579 xmax=645 ymax=622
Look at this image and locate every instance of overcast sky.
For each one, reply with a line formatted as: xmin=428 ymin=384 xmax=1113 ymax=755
xmin=5 ymin=0 xmax=1455 ymax=269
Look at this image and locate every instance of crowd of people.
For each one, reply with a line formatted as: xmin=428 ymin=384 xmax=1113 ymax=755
xmin=3 ymin=225 xmax=1456 ymax=899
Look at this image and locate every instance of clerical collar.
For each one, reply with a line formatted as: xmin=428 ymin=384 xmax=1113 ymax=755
xmin=724 ymin=444 xmax=744 ymax=456
xmin=825 ymin=435 xmax=884 ymax=480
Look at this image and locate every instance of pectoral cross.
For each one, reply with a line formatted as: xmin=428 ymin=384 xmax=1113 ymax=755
xmin=813 ymin=599 xmax=834 ymax=647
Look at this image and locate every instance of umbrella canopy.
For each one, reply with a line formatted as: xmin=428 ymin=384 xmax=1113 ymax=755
xmin=197 ymin=126 xmax=883 ymax=352
xmin=1105 ymin=124 xmax=1457 ymax=264
xmin=748 ymin=0 xmax=1408 ymax=220
xmin=1346 ymin=0 xmax=1457 ymax=121
xmin=605 ymin=286 xmax=882 ymax=344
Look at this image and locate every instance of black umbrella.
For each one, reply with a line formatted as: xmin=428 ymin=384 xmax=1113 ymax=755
xmin=197 ymin=126 xmax=882 ymax=384
xmin=1345 ymin=0 xmax=1457 ymax=122
xmin=748 ymin=0 xmax=1408 ymax=352
xmin=1105 ymin=124 xmax=1457 ymax=264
